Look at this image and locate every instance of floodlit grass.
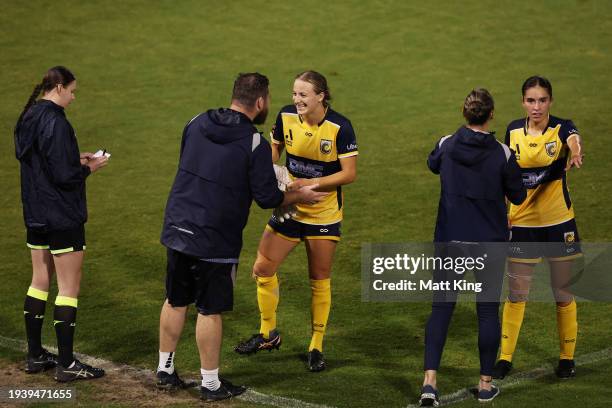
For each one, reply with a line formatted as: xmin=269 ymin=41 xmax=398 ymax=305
xmin=1 ymin=1 xmax=611 ymax=407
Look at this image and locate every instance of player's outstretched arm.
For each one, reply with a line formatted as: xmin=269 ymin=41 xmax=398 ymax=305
xmin=565 ymin=134 xmax=583 ymax=171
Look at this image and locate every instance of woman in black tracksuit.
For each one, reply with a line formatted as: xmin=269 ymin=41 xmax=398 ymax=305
xmin=15 ymin=66 xmax=108 ymax=382
xmin=418 ymin=89 xmax=526 ymax=406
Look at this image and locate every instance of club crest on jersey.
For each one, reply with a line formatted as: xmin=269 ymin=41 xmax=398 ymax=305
xmin=545 ymin=141 xmax=557 ymax=157
xmin=320 ymin=139 xmax=333 ymax=154
xmin=564 ymin=231 xmax=576 ymax=244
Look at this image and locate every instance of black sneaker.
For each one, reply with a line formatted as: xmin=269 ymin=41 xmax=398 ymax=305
xmin=25 ymin=349 xmax=57 ymax=374
xmin=492 ymin=359 xmax=513 ymax=379
xmin=234 ymin=330 xmax=281 ymax=355
xmin=156 ymin=370 xmax=198 ymax=390
xmin=419 ymin=384 xmax=439 ymax=407
xmin=555 ymin=359 xmax=576 ymax=379
xmin=54 ymin=359 xmax=105 ymax=382
xmin=200 ymin=377 xmax=247 ymax=402
xmin=477 ymin=384 xmax=500 ymax=403
xmin=307 ymin=349 xmax=326 ymax=372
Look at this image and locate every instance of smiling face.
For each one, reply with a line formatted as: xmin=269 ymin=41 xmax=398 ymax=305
xmin=522 ymin=85 xmax=552 ymax=124
xmin=56 ymin=80 xmax=77 ymax=108
xmin=292 ymin=79 xmax=324 ymax=116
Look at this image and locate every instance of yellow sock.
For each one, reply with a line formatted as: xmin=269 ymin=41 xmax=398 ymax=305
xmin=500 ymin=300 xmax=526 ymax=362
xmin=557 ymin=299 xmax=577 ymax=360
xmin=257 ymin=275 xmax=279 ymax=338
xmin=309 ymin=278 xmax=331 ymax=352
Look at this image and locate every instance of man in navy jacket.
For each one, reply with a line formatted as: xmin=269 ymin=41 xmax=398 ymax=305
xmin=156 ymin=73 xmax=325 ymax=401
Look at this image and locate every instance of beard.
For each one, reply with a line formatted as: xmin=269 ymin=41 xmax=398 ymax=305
xmin=253 ymin=106 xmax=269 ymax=125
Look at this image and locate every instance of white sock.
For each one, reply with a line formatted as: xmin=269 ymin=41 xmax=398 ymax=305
xmin=201 ymin=368 xmax=220 ymax=391
xmin=157 ymin=351 xmax=175 ymax=374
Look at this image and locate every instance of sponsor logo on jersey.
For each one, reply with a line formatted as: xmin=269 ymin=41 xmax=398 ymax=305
xmin=319 ymin=228 xmax=329 ymax=233
xmin=564 ymin=231 xmax=576 ymax=245
xmin=522 ymin=169 xmax=550 ymax=189
xmin=529 ymin=142 xmax=538 ymax=147
xmin=288 ymin=158 xmax=324 ymax=177
xmin=346 ymin=143 xmax=358 ymax=151
xmin=545 ymin=141 xmax=557 ymax=157
xmin=305 ymin=131 xmax=313 ymax=137
xmin=320 ymin=139 xmax=333 ymax=154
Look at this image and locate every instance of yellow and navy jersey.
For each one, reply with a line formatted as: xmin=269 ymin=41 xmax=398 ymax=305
xmin=271 ymin=105 xmax=358 ymax=224
xmin=505 ymin=115 xmax=579 ymax=227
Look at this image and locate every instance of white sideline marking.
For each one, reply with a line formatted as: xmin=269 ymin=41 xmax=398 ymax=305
xmin=0 ymin=335 xmax=334 ymax=408
xmin=406 ymin=347 xmax=612 ymax=407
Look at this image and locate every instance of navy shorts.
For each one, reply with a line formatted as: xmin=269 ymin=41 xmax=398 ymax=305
xmin=266 ymin=217 xmax=341 ymax=242
xmin=165 ymin=248 xmax=236 ymax=315
xmin=26 ymin=225 xmax=86 ymax=255
xmin=508 ymin=219 xmax=582 ymax=263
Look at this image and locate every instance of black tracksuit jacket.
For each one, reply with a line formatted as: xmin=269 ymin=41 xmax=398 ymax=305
xmin=160 ymin=108 xmax=284 ymax=260
xmin=15 ymin=100 xmax=90 ymax=232
xmin=428 ymin=126 xmax=527 ymax=242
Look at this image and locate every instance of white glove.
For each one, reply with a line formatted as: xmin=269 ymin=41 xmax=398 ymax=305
xmin=273 ymin=165 xmax=297 ymax=222
xmin=273 ymin=164 xmax=291 ymax=192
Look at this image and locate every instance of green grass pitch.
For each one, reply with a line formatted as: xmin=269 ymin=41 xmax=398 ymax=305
xmin=1 ymin=1 xmax=611 ymax=407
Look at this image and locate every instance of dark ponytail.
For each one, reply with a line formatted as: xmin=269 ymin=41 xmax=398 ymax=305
xmin=14 ymin=66 xmax=75 ymax=135
xmin=15 ymin=83 xmax=44 ymax=128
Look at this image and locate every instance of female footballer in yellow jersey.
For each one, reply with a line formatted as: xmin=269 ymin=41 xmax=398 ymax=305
xmin=493 ymin=76 xmax=584 ymax=380
xmin=235 ymin=71 xmax=358 ymax=372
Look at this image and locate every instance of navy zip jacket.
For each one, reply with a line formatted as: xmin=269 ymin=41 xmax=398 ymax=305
xmin=160 ymin=108 xmax=284 ymax=259
xmin=428 ymin=126 xmax=526 ymax=242
xmin=15 ymin=100 xmax=90 ymax=231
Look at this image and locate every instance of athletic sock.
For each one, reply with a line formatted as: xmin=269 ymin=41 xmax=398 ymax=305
xmin=257 ymin=275 xmax=279 ymax=338
xmin=309 ymin=278 xmax=331 ymax=352
xmin=24 ymin=287 xmax=48 ymax=357
xmin=499 ymin=300 xmax=526 ymax=362
xmin=201 ymin=367 xmax=220 ymax=391
xmin=53 ymin=296 xmax=78 ymax=367
xmin=557 ymin=299 xmax=577 ymax=360
xmin=157 ymin=351 xmax=175 ymax=374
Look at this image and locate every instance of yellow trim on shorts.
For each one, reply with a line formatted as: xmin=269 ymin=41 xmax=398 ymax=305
xmin=50 ymin=245 xmax=85 ymax=255
xmin=265 ymin=224 xmax=300 ymax=242
xmin=508 ymin=257 xmax=542 ymax=264
xmin=27 ymin=243 xmax=50 ymax=250
xmin=27 ymin=287 xmax=49 ymax=301
xmin=548 ymin=253 xmax=583 ymax=262
xmin=304 ymin=235 xmax=341 ymax=242
xmin=55 ymin=296 xmax=78 ymax=308
xmin=51 ymin=247 xmax=75 ymax=255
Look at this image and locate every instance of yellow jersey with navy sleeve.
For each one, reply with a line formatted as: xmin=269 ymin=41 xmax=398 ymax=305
xmin=505 ymin=115 xmax=579 ymax=227
xmin=271 ymin=105 xmax=358 ymax=224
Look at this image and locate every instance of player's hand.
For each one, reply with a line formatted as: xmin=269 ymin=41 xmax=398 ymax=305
xmin=86 ymin=156 xmax=109 ymax=173
xmin=80 ymin=152 xmax=94 ymax=165
xmin=288 ymin=178 xmax=316 ymax=191
xmin=296 ymin=184 xmax=327 ymax=205
xmin=565 ymin=153 xmax=583 ymax=171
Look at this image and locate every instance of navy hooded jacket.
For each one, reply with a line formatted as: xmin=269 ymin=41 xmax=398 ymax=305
xmin=428 ymin=126 xmax=526 ymax=242
xmin=160 ymin=108 xmax=284 ymax=260
xmin=15 ymin=100 xmax=90 ymax=231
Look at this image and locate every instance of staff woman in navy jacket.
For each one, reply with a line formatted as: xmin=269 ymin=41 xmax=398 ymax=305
xmin=418 ymin=89 xmax=526 ymax=406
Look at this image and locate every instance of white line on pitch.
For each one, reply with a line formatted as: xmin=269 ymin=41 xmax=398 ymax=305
xmin=405 ymin=347 xmax=612 ymax=407
xmin=0 ymin=335 xmax=334 ymax=408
